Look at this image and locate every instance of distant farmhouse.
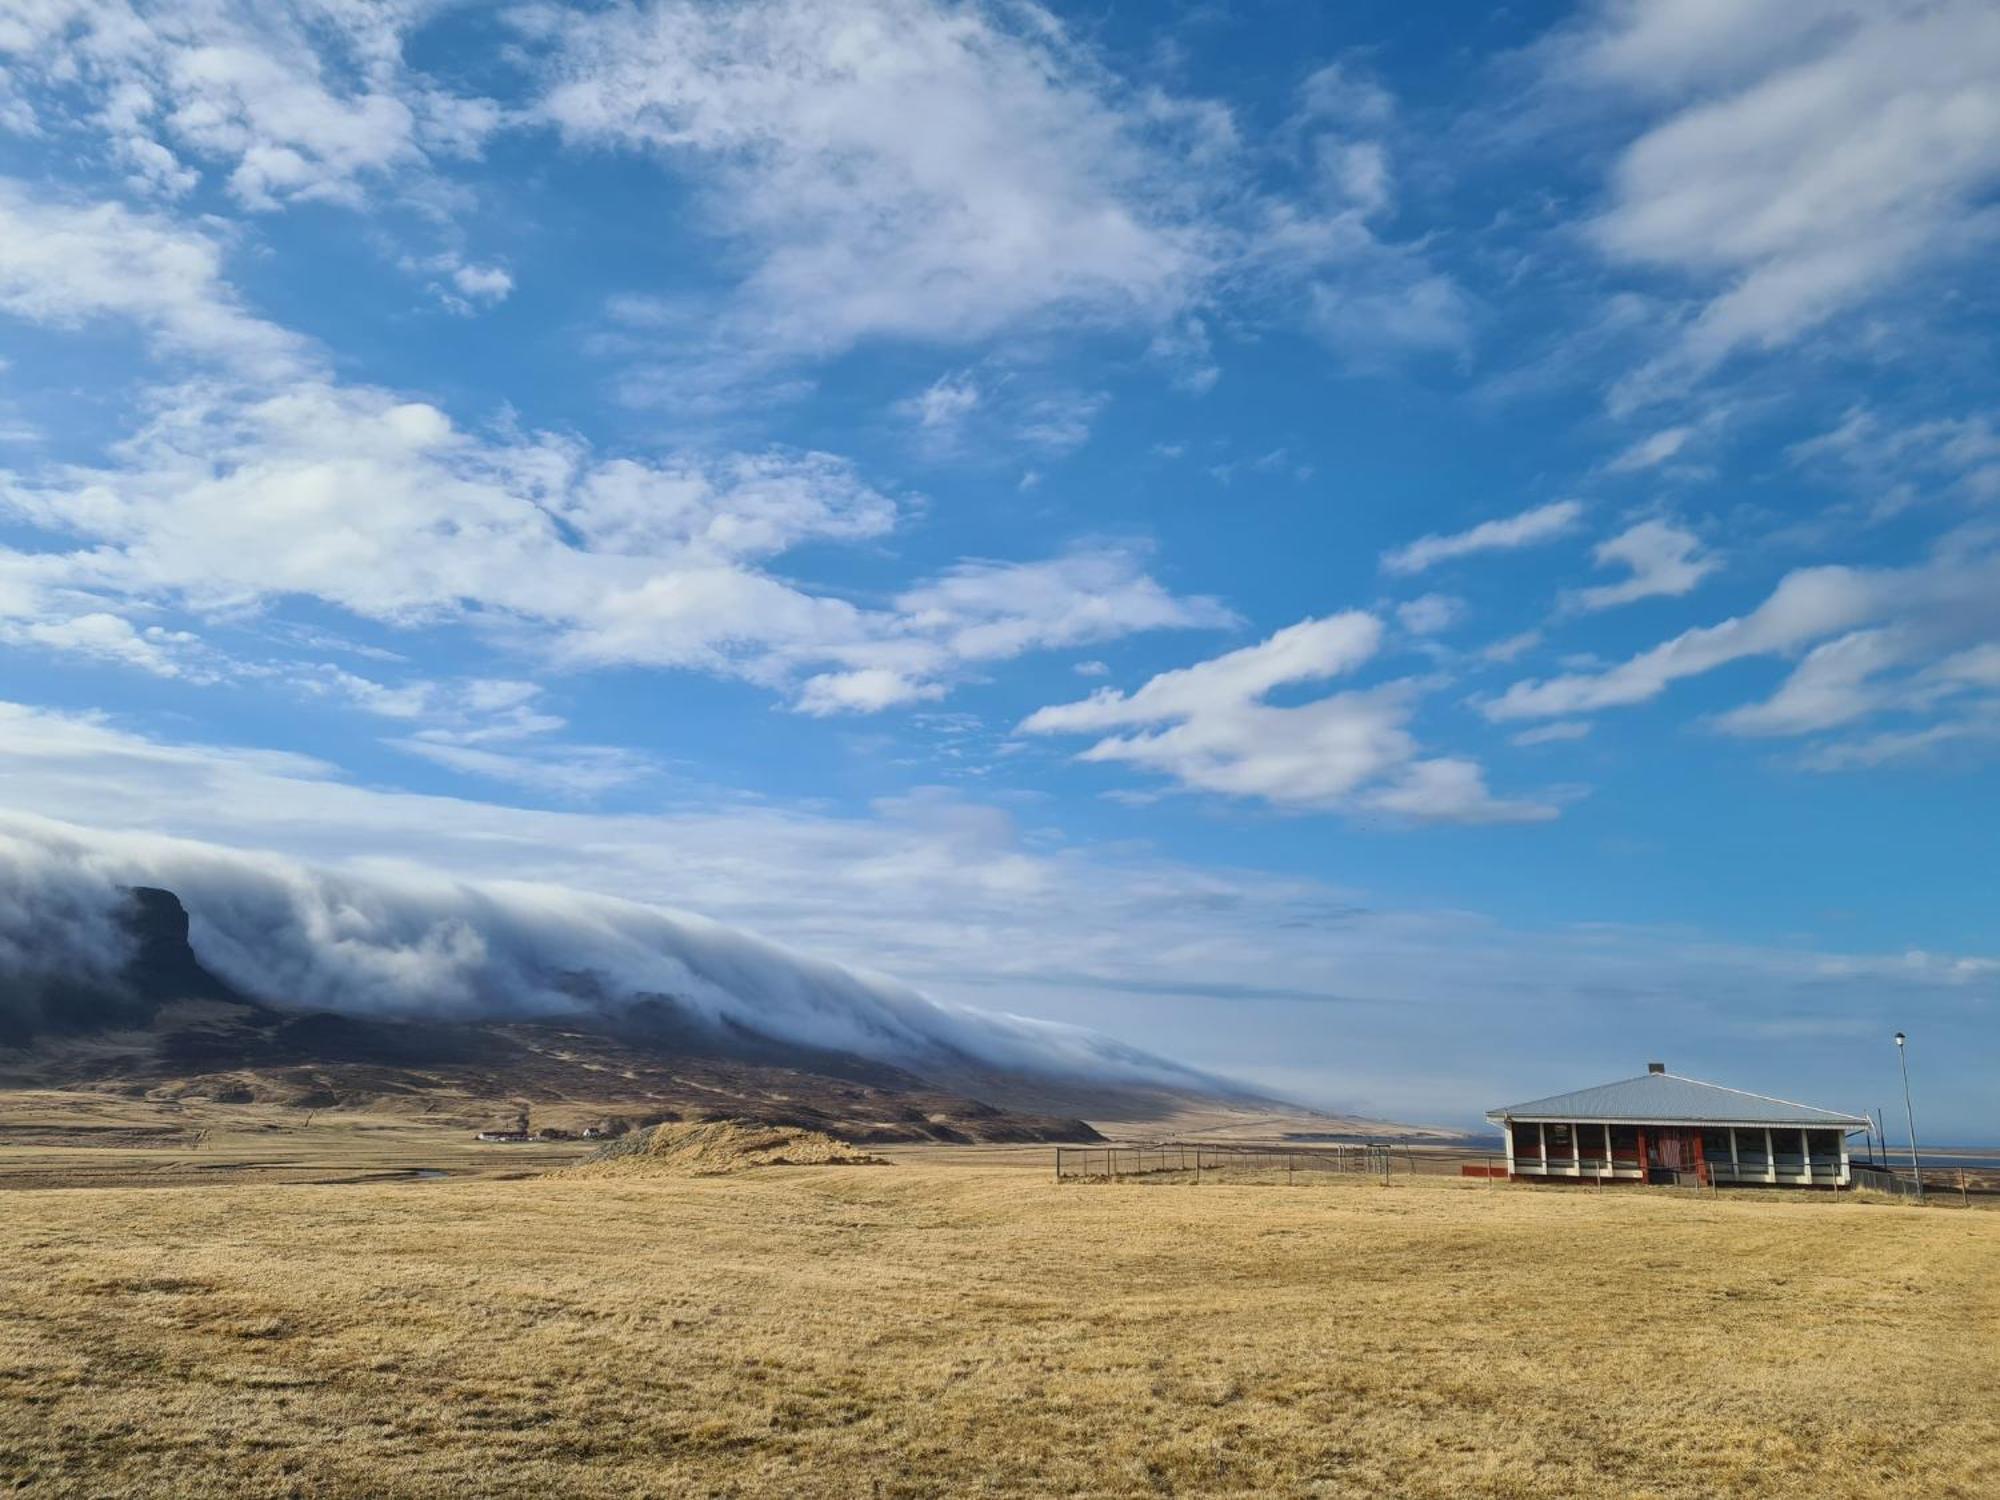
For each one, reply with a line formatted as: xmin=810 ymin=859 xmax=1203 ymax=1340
xmin=1488 ymin=1063 xmax=1871 ymax=1188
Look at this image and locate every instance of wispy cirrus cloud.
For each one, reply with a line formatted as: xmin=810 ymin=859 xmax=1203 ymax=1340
xmin=1548 ymin=0 xmax=2000 ymax=407
xmin=1380 ymin=500 xmax=1583 ymax=577
xmin=1488 ymin=533 xmax=2000 ymax=770
xmin=527 ymin=0 xmax=1468 ymax=381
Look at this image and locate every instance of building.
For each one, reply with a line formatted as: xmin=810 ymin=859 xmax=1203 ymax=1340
xmin=1487 ymin=1063 xmax=1871 ymax=1188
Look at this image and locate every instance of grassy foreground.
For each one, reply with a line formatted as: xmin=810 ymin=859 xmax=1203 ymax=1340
xmin=2 ymin=1162 xmax=1995 ymax=1498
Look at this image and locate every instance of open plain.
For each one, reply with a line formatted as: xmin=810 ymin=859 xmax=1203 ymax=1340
xmin=1 ymin=1108 xmax=1995 ymax=1499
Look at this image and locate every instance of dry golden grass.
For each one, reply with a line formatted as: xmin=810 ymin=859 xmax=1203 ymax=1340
xmin=2 ymin=1157 xmax=1996 ymax=1499
xmin=0 ymin=1091 xmax=591 ymax=1189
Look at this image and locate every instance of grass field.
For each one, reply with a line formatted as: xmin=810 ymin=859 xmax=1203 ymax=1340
xmin=2 ymin=1139 xmax=1996 ymax=1499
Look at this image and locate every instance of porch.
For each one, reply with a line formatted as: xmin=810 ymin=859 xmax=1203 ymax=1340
xmin=1506 ymin=1121 xmax=1852 ymax=1187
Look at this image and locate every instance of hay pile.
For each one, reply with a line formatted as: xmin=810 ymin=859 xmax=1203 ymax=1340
xmin=556 ymin=1118 xmax=888 ymax=1178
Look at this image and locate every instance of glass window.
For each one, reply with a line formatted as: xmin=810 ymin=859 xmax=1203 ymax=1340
xmin=1547 ymin=1122 xmax=1574 ymax=1156
xmin=1575 ymin=1123 xmax=1607 ymax=1164
xmin=1609 ymin=1125 xmax=1639 ymax=1161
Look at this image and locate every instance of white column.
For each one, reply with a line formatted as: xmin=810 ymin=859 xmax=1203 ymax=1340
xmin=1800 ymin=1128 xmax=1811 ymax=1184
xmin=1765 ymin=1127 xmax=1776 ymax=1184
xmin=1504 ymin=1120 xmax=1516 ymax=1178
xmin=1538 ymin=1121 xmax=1547 ymax=1173
xmin=1839 ymin=1133 xmax=1849 ymax=1186
xmin=1728 ymin=1127 xmax=1739 ymax=1183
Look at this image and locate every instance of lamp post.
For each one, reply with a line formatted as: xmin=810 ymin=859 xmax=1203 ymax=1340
xmin=1894 ymin=1032 xmax=1923 ymax=1202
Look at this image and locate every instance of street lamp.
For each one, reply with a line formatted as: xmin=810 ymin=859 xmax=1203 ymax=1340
xmin=1894 ymin=1032 xmax=1923 ymax=1202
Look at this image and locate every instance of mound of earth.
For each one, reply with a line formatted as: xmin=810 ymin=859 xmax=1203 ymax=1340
xmin=560 ymin=1118 xmax=888 ymax=1178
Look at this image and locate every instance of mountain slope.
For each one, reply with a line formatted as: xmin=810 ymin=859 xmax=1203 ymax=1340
xmin=0 ymin=886 xmax=1102 ymax=1144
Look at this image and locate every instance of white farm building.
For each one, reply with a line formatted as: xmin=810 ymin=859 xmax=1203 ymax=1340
xmin=1487 ymin=1063 xmax=1871 ymax=1189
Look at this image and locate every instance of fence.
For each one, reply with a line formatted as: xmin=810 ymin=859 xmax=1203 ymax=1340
xmin=1056 ymin=1145 xmax=1993 ymax=1203
xmin=1053 ymin=1141 xmax=1509 ymax=1184
xmin=1851 ymin=1161 xmax=1993 ymax=1204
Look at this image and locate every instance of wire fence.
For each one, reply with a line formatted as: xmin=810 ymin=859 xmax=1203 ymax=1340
xmin=1851 ymin=1161 xmax=1995 ymax=1204
xmin=1058 ymin=1143 xmax=1995 ymax=1205
xmin=1053 ymin=1141 xmax=1509 ymax=1184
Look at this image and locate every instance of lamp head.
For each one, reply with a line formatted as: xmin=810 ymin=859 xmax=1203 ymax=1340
xmin=1894 ymin=1031 xmax=1906 ymax=1047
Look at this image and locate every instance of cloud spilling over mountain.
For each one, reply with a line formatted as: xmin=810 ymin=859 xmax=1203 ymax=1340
xmin=0 ymin=813 xmax=1211 ymax=1090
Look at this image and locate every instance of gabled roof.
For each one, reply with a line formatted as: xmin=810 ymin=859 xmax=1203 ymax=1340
xmin=1487 ymin=1071 xmax=1869 ymax=1128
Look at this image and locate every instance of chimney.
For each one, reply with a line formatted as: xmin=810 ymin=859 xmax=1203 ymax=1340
xmin=1647 ymin=1062 xmax=1666 ymax=1074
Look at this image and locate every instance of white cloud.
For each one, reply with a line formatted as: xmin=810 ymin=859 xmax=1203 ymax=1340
xmin=1020 ymin=614 xmax=1551 ymax=823
xmin=1719 ymin=629 xmax=2000 ymax=745
xmin=1394 ymin=593 xmax=1464 ymax=635
xmin=1565 ymin=518 xmax=1716 ymax=612
xmin=1712 ymin=628 xmax=1911 ymax=738
xmin=1510 ymin=720 xmax=1590 ymax=747
xmin=528 ymin=1 xmax=1465 ymax=379
xmin=0 ymin=1 xmax=498 ymax=211
xmin=1489 ymin=539 xmax=2000 ymax=749
xmin=530 ymin=0 xmax=1210 ymax=354
xmin=1480 ymin=629 xmax=1543 ymax=664
xmin=1790 ymin=407 xmax=2000 ymax=510
xmin=1258 ymin=60 xmax=1472 ymax=366
xmin=793 ymin=667 xmax=945 ymax=717
xmin=1604 ymin=425 xmax=1692 ymax=473
xmin=890 ymin=549 xmax=1234 ymax=670
xmin=392 ymin=737 xmax=656 ymax=799
xmin=1380 ymin=500 xmax=1583 ymax=576
xmin=1304 ymin=271 xmax=1471 ymax=365
xmin=0 ymin=180 xmax=307 ymax=376
xmin=1558 ymin=0 xmax=2000 ymax=401
xmin=1796 ymin=709 xmax=2000 ymax=772
xmin=1364 ymin=757 xmax=1553 ymax=825
xmin=895 ymin=372 xmax=981 ymax=432
xmin=404 ymin=252 xmax=515 ymax=315
xmin=0 ymin=374 xmax=1223 ymax=711
xmin=3 ymin=610 xmax=203 ymax=678
xmin=1488 ymin=564 xmax=1883 ymax=720
xmin=1016 ymin=390 xmax=1108 ymax=455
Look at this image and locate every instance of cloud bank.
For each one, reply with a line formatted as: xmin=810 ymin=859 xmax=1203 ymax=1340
xmin=0 ymin=812 xmax=1210 ymax=1091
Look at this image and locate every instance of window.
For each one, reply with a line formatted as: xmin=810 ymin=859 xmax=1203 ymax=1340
xmin=1609 ymin=1125 xmax=1639 ymax=1162
xmin=1576 ymin=1120 xmax=1608 ymax=1168
xmin=1547 ymin=1122 xmax=1574 ymax=1157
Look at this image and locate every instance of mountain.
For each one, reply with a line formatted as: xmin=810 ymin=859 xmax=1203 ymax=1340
xmin=0 ymin=886 xmax=1104 ymax=1144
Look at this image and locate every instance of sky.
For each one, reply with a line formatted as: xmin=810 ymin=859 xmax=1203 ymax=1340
xmin=0 ymin=0 xmax=1995 ymax=1137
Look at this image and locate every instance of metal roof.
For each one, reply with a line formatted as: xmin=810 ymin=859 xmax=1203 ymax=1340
xmin=1486 ymin=1071 xmax=1869 ymax=1128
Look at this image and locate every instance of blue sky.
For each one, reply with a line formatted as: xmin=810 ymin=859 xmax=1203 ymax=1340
xmin=1 ymin=0 xmax=1996 ymax=1135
